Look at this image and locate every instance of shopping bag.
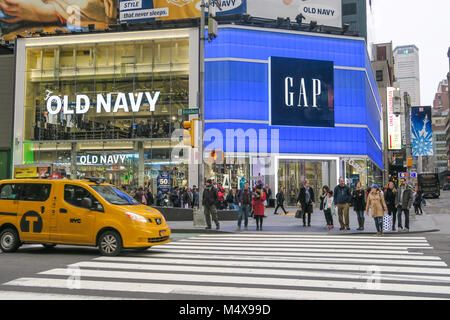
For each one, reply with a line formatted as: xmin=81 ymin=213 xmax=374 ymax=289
xmin=383 ymin=214 xmax=393 ymax=232
xmin=295 ymin=209 xmax=304 ymax=219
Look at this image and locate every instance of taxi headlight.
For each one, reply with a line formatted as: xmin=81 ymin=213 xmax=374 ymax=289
xmin=125 ymin=212 xmax=147 ymax=223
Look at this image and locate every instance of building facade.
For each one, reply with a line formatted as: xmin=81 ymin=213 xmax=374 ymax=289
xmin=0 ymin=47 xmax=15 ymax=180
xmin=342 ymin=0 xmax=375 ymax=48
xmin=11 ymin=24 xmax=383 ymax=200
xmin=393 ymin=45 xmax=421 ymax=107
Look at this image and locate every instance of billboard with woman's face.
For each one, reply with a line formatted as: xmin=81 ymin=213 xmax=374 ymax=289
xmin=0 ymin=0 xmax=117 ymax=40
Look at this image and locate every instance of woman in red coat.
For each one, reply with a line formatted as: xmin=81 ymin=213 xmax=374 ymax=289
xmin=252 ymin=185 xmax=266 ymax=231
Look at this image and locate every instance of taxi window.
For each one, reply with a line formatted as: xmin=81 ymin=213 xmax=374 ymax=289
xmin=20 ymin=184 xmax=52 ymax=202
xmin=64 ymin=184 xmax=99 ymax=208
xmin=0 ymin=184 xmax=20 ymax=200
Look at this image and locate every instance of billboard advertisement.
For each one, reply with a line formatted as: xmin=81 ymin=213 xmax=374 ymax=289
xmin=209 ymin=0 xmax=246 ymax=16
xmin=247 ymin=0 xmax=342 ymax=28
xmin=0 ymin=0 xmax=117 ymax=40
xmin=269 ymin=56 xmax=334 ymax=128
xmin=387 ymin=87 xmax=402 ymax=150
xmin=411 ymin=106 xmax=434 ymax=156
xmin=119 ymin=0 xmax=201 ymax=23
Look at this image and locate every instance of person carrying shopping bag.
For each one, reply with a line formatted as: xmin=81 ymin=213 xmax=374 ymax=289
xmin=366 ymin=184 xmax=388 ymax=237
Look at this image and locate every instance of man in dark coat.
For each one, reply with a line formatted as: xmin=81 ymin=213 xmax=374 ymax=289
xmin=203 ymin=179 xmax=220 ymax=230
xmin=297 ymin=180 xmax=315 ymax=227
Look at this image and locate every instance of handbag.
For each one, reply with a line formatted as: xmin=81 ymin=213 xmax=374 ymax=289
xmin=295 ymin=204 xmax=304 ymax=219
xmin=383 ymin=214 xmax=393 ymax=232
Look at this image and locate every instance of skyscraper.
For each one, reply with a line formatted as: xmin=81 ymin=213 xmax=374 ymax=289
xmin=393 ymin=45 xmax=421 ymax=106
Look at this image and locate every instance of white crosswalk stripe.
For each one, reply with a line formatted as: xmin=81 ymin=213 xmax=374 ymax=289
xmin=2 ymin=234 xmax=449 ymax=300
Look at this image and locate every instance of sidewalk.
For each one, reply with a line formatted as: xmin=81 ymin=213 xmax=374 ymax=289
xmin=169 ymin=206 xmax=440 ymax=235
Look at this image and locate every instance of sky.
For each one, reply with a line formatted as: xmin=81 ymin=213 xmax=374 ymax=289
xmin=371 ymin=0 xmax=450 ymax=106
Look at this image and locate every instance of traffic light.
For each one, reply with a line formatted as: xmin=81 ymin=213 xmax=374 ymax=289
xmin=209 ymin=149 xmax=224 ymax=164
xmin=407 ymin=157 xmax=413 ymax=168
xmin=182 ymin=118 xmax=199 ymax=148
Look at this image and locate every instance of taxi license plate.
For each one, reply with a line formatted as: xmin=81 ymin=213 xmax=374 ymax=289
xmin=159 ymin=230 xmax=168 ymax=237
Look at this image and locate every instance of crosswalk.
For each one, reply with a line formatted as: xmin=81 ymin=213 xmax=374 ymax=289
xmin=1 ymin=234 xmax=450 ymax=300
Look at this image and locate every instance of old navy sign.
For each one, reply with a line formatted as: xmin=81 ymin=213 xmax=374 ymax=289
xmin=269 ymin=56 xmax=334 ymax=127
xmin=45 ymin=91 xmax=161 ymax=115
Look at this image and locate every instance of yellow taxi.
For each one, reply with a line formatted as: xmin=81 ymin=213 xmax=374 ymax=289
xmin=0 ymin=178 xmax=170 ymax=256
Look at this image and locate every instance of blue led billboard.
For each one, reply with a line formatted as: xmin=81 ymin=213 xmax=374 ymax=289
xmin=269 ymin=56 xmax=334 ymax=127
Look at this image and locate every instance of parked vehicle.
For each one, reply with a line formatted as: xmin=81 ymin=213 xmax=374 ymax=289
xmin=418 ymin=173 xmax=440 ymax=199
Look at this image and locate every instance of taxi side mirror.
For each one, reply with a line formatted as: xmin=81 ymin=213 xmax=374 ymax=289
xmin=81 ymin=197 xmax=93 ymax=209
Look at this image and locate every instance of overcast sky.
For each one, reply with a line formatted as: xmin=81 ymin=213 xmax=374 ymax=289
xmin=371 ymin=0 xmax=450 ymax=106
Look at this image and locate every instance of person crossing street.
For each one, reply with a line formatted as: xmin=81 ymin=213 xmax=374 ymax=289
xmin=203 ymin=179 xmax=220 ymax=230
xmin=334 ymin=178 xmax=352 ymax=231
xmin=274 ymin=187 xmax=288 ymax=215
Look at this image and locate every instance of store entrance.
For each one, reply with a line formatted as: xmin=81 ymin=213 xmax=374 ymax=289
xmin=278 ymin=159 xmax=333 ymax=206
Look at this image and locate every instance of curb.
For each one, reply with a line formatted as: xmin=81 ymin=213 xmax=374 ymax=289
xmin=171 ymin=228 xmax=440 ymax=235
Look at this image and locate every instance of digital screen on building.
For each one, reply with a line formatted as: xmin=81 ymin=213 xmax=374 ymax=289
xmin=411 ymin=106 xmax=434 ymax=156
xmin=269 ymin=56 xmax=335 ymax=128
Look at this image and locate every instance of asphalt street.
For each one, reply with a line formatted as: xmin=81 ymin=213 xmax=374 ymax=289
xmin=0 ymin=192 xmax=449 ymax=300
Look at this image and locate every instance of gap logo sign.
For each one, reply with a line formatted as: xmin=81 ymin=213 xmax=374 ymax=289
xmin=269 ymin=56 xmax=334 ymax=127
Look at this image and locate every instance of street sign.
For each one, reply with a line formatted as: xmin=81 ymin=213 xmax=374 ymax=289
xmin=398 ymin=172 xmax=409 ymax=178
xmin=182 ymin=108 xmax=199 ymax=115
xmin=410 ymin=172 xmax=417 ymax=178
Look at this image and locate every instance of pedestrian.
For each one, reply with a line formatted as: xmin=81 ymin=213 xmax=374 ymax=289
xmin=274 ymin=187 xmax=288 ymax=215
xmin=323 ymin=190 xmax=335 ymax=230
xmin=384 ymin=181 xmax=397 ymax=231
xmin=297 ymin=180 xmax=315 ymax=227
xmin=263 ymin=184 xmax=272 ymax=207
xmin=413 ymin=186 xmax=423 ymax=215
xmin=334 ymin=177 xmax=352 ymax=231
xmin=236 ymin=182 xmax=252 ymax=231
xmin=319 ymin=186 xmax=330 ymax=225
xmin=202 ymin=179 xmax=220 ymax=230
xmin=252 ymin=184 xmax=266 ymax=231
xmin=366 ymin=184 xmax=388 ymax=237
xmin=134 ymin=187 xmax=147 ymax=204
xmin=217 ymin=183 xmax=226 ymax=210
xmin=193 ymin=186 xmax=199 ymax=209
xmin=289 ymin=187 xmax=297 ymax=206
xmin=395 ymin=179 xmax=413 ymax=232
xmin=146 ymin=188 xmax=154 ymax=206
xmin=182 ymin=188 xmax=191 ymax=208
xmin=352 ymin=181 xmax=366 ymax=231
xmin=226 ymin=188 xmax=238 ymax=210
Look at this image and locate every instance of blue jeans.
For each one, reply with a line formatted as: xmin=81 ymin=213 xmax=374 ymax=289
xmin=238 ymin=205 xmax=250 ymax=228
xmin=374 ymin=216 xmax=383 ymax=232
xmin=397 ymin=206 xmax=409 ymax=229
xmin=229 ymin=203 xmax=239 ymax=211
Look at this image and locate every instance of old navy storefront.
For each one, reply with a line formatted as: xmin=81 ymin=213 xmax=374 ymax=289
xmin=12 ymin=29 xmax=199 ymax=192
xmin=12 ymin=25 xmax=383 ymax=199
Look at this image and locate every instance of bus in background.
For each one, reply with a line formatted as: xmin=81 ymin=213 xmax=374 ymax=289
xmin=418 ymin=173 xmax=440 ymax=199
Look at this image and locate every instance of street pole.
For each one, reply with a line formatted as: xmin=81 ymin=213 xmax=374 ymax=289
xmin=194 ymin=0 xmax=207 ymax=227
xmin=404 ymin=92 xmax=412 ymax=182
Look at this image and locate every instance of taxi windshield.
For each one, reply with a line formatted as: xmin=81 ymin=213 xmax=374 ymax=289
xmin=91 ymin=185 xmax=138 ymax=205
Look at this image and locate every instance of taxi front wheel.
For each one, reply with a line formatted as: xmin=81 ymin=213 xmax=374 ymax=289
xmin=98 ymin=231 xmax=123 ymax=256
xmin=0 ymin=228 xmax=20 ymax=253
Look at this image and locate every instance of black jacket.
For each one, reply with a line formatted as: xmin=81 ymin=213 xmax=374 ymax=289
xmin=276 ymin=191 xmax=285 ymax=205
xmin=297 ymin=187 xmax=315 ymax=211
xmin=334 ymin=185 xmax=352 ymax=204
xmin=352 ymin=189 xmax=366 ymax=212
xmin=202 ymin=187 xmax=218 ymax=207
xmin=384 ymin=188 xmax=397 ymax=210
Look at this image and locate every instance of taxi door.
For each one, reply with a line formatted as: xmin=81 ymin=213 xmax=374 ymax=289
xmin=54 ymin=183 xmax=98 ymax=244
xmin=17 ymin=182 xmax=53 ymax=243
xmin=0 ymin=183 xmax=21 ymax=225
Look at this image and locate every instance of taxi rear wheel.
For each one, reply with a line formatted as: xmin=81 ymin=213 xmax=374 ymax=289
xmin=98 ymin=230 xmax=122 ymax=256
xmin=0 ymin=228 xmax=20 ymax=253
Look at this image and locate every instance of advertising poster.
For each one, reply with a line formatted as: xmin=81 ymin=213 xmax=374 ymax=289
xmin=386 ymin=87 xmax=402 ymax=150
xmin=119 ymin=0 xmax=201 ymax=23
xmin=157 ymin=171 xmax=172 ymax=192
xmin=247 ymin=0 xmax=342 ymax=28
xmin=411 ymin=106 xmax=434 ymax=156
xmin=0 ymin=0 xmax=117 ymax=40
xmin=269 ymin=56 xmax=334 ymax=127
